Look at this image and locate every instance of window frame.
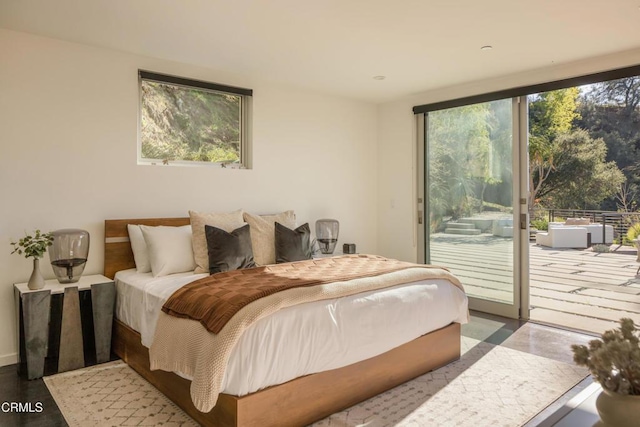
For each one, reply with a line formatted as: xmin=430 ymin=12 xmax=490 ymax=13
xmin=137 ymin=70 xmax=253 ymax=169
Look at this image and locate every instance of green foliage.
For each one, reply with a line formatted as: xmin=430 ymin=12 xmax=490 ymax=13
xmin=627 ymin=223 xmax=640 ymax=242
xmin=592 ymin=244 xmax=611 ymax=253
xmin=428 ymin=99 xmax=512 ymax=226
xmin=530 ymin=218 xmax=548 ymax=231
xmin=140 ymin=81 xmax=241 ymax=163
xmin=528 ymin=88 xmax=581 ymax=214
xmin=576 ymin=77 xmax=640 ymax=211
xmin=10 ymin=230 xmax=54 ymax=259
xmin=537 ymin=130 xmax=625 ymax=209
xmin=530 ymin=88 xmax=581 ymax=141
xmin=571 ymin=318 xmax=640 ymax=395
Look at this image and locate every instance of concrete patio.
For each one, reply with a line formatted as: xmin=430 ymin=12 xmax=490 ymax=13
xmin=430 ymin=232 xmax=640 ymax=335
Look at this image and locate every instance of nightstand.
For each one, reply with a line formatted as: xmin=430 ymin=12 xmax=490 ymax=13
xmin=14 ymin=274 xmax=115 ymax=379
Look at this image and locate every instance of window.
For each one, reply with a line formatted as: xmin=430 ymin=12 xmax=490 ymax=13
xmin=138 ymin=70 xmax=252 ymax=168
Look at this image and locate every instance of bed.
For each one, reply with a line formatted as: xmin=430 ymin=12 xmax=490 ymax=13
xmin=105 ymin=217 xmax=468 ymax=427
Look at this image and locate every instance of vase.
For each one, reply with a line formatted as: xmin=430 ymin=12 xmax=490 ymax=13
xmin=27 ymin=258 xmax=45 ymax=290
xmin=595 ymin=388 xmax=640 ymax=426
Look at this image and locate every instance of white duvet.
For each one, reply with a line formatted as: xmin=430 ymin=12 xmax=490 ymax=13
xmin=115 ymin=268 xmax=468 ymax=396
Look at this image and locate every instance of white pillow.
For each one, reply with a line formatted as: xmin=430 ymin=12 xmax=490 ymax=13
xmin=127 ymin=224 xmax=151 ymax=273
xmin=140 ymin=225 xmax=196 ymax=277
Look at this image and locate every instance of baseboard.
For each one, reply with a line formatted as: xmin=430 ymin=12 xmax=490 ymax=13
xmin=0 ymin=352 xmax=18 ymax=367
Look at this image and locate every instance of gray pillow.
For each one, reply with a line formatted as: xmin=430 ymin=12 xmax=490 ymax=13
xmin=205 ymin=224 xmax=256 ymax=274
xmin=275 ymin=222 xmax=312 ymax=263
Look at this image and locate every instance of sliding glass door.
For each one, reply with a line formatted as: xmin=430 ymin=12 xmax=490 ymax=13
xmin=417 ymin=97 xmax=528 ymax=318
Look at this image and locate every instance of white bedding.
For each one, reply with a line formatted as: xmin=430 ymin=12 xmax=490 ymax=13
xmin=115 ymin=268 xmax=468 ymax=396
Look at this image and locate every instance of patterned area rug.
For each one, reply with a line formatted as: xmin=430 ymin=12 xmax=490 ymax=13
xmin=43 ymin=361 xmax=197 ymax=426
xmin=313 ymin=337 xmax=587 ymax=427
xmin=45 ymin=337 xmax=587 ymax=427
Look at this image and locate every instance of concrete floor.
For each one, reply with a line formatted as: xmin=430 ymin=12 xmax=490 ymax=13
xmin=0 ymin=311 xmax=593 ymax=426
xmin=431 ymin=232 xmax=640 ymax=335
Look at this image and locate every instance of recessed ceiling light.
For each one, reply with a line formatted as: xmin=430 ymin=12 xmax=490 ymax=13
xmin=480 ymin=45 xmax=493 ymax=51
xmin=372 ymin=75 xmax=386 ymax=80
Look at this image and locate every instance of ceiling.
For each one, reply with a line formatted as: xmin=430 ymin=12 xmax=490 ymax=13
xmin=2 ymin=0 xmax=640 ymax=103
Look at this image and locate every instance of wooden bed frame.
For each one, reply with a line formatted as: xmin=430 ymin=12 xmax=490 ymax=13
xmin=105 ymin=218 xmax=462 ymax=427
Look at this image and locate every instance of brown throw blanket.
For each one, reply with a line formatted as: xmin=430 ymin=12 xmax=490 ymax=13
xmin=162 ymin=254 xmax=446 ymax=334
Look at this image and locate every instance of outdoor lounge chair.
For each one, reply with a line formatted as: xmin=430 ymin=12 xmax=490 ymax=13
xmin=492 ymin=218 xmax=513 ymax=237
xmin=582 ymin=224 xmax=614 ymax=244
xmin=535 ymin=226 xmax=588 ymax=248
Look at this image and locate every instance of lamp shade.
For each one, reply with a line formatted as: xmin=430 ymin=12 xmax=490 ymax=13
xmin=49 ymin=229 xmax=90 ymax=283
xmin=315 ymin=219 xmax=339 ymax=254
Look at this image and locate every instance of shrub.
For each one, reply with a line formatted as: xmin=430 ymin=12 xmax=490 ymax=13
xmin=592 ymin=244 xmax=610 ymax=253
xmin=530 ymin=218 xmax=548 ymax=231
xmin=627 ymin=223 xmax=640 ymax=242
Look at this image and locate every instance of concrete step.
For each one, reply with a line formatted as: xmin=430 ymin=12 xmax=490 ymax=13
xmin=460 ymin=218 xmax=495 ymax=231
xmin=444 ymin=228 xmax=482 ymax=235
xmin=446 ymin=223 xmax=476 ymax=229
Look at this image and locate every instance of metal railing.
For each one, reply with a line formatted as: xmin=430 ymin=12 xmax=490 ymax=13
xmin=545 ymin=209 xmax=640 ymax=245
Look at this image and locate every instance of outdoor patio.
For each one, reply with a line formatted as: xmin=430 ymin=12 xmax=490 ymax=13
xmin=430 ymin=232 xmax=640 ymax=335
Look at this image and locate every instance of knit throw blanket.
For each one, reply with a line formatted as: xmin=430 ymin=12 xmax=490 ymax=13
xmin=150 ymin=256 xmax=465 ymax=412
xmin=162 ymin=255 xmax=458 ymax=334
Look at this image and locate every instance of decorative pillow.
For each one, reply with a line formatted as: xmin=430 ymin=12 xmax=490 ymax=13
xmin=127 ymin=224 xmax=151 ymax=273
xmin=205 ymin=224 xmax=256 ymax=274
xmin=565 ymin=218 xmax=590 ymax=226
xmin=243 ymin=210 xmax=296 ymax=266
xmin=275 ymin=222 xmax=313 ymax=263
xmin=189 ymin=210 xmax=246 ymax=273
xmin=140 ymin=225 xmax=196 ymax=277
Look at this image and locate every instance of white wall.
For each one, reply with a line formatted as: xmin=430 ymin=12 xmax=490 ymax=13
xmin=377 ymin=48 xmax=640 ymax=263
xmin=0 ymin=29 xmax=378 ymax=365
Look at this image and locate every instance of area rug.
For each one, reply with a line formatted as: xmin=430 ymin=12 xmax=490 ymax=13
xmin=312 ymin=337 xmax=588 ymax=427
xmin=44 ymin=361 xmax=197 ymax=426
xmin=45 ymin=337 xmax=587 ymax=427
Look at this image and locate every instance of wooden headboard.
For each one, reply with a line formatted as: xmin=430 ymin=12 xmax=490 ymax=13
xmin=104 ymin=217 xmax=190 ymax=279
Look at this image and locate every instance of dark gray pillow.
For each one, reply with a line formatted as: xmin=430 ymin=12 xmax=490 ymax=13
xmin=205 ymin=224 xmax=256 ymax=274
xmin=275 ymin=222 xmax=312 ymax=263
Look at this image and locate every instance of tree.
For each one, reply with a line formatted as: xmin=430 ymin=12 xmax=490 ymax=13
xmin=140 ymin=82 xmax=241 ymax=163
xmin=589 ymin=77 xmax=640 ymax=116
xmin=428 ymin=103 xmax=491 ymax=222
xmin=536 ymin=130 xmax=625 ymax=209
xmin=528 ymin=88 xmax=581 ymax=215
xmin=616 ymin=182 xmax=637 ymax=212
xmin=576 ymin=77 xmax=640 ymax=210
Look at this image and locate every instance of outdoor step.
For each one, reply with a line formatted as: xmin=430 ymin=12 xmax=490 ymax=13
xmin=444 ymin=228 xmax=482 ymax=235
xmin=460 ymin=218 xmax=496 ymax=231
xmin=445 ymin=223 xmax=477 ymax=229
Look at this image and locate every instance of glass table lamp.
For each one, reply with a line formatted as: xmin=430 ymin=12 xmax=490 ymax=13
xmin=49 ymin=229 xmax=90 ymax=283
xmin=316 ymin=219 xmax=339 ymax=254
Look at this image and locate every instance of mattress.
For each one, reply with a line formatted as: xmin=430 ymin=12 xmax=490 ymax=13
xmin=115 ymin=268 xmax=468 ymax=396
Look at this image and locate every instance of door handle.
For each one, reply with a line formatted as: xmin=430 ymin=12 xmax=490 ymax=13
xmin=520 ymin=213 xmax=527 ymax=230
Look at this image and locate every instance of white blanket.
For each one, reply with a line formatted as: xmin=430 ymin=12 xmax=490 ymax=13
xmin=115 ymin=268 xmax=468 ymax=397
